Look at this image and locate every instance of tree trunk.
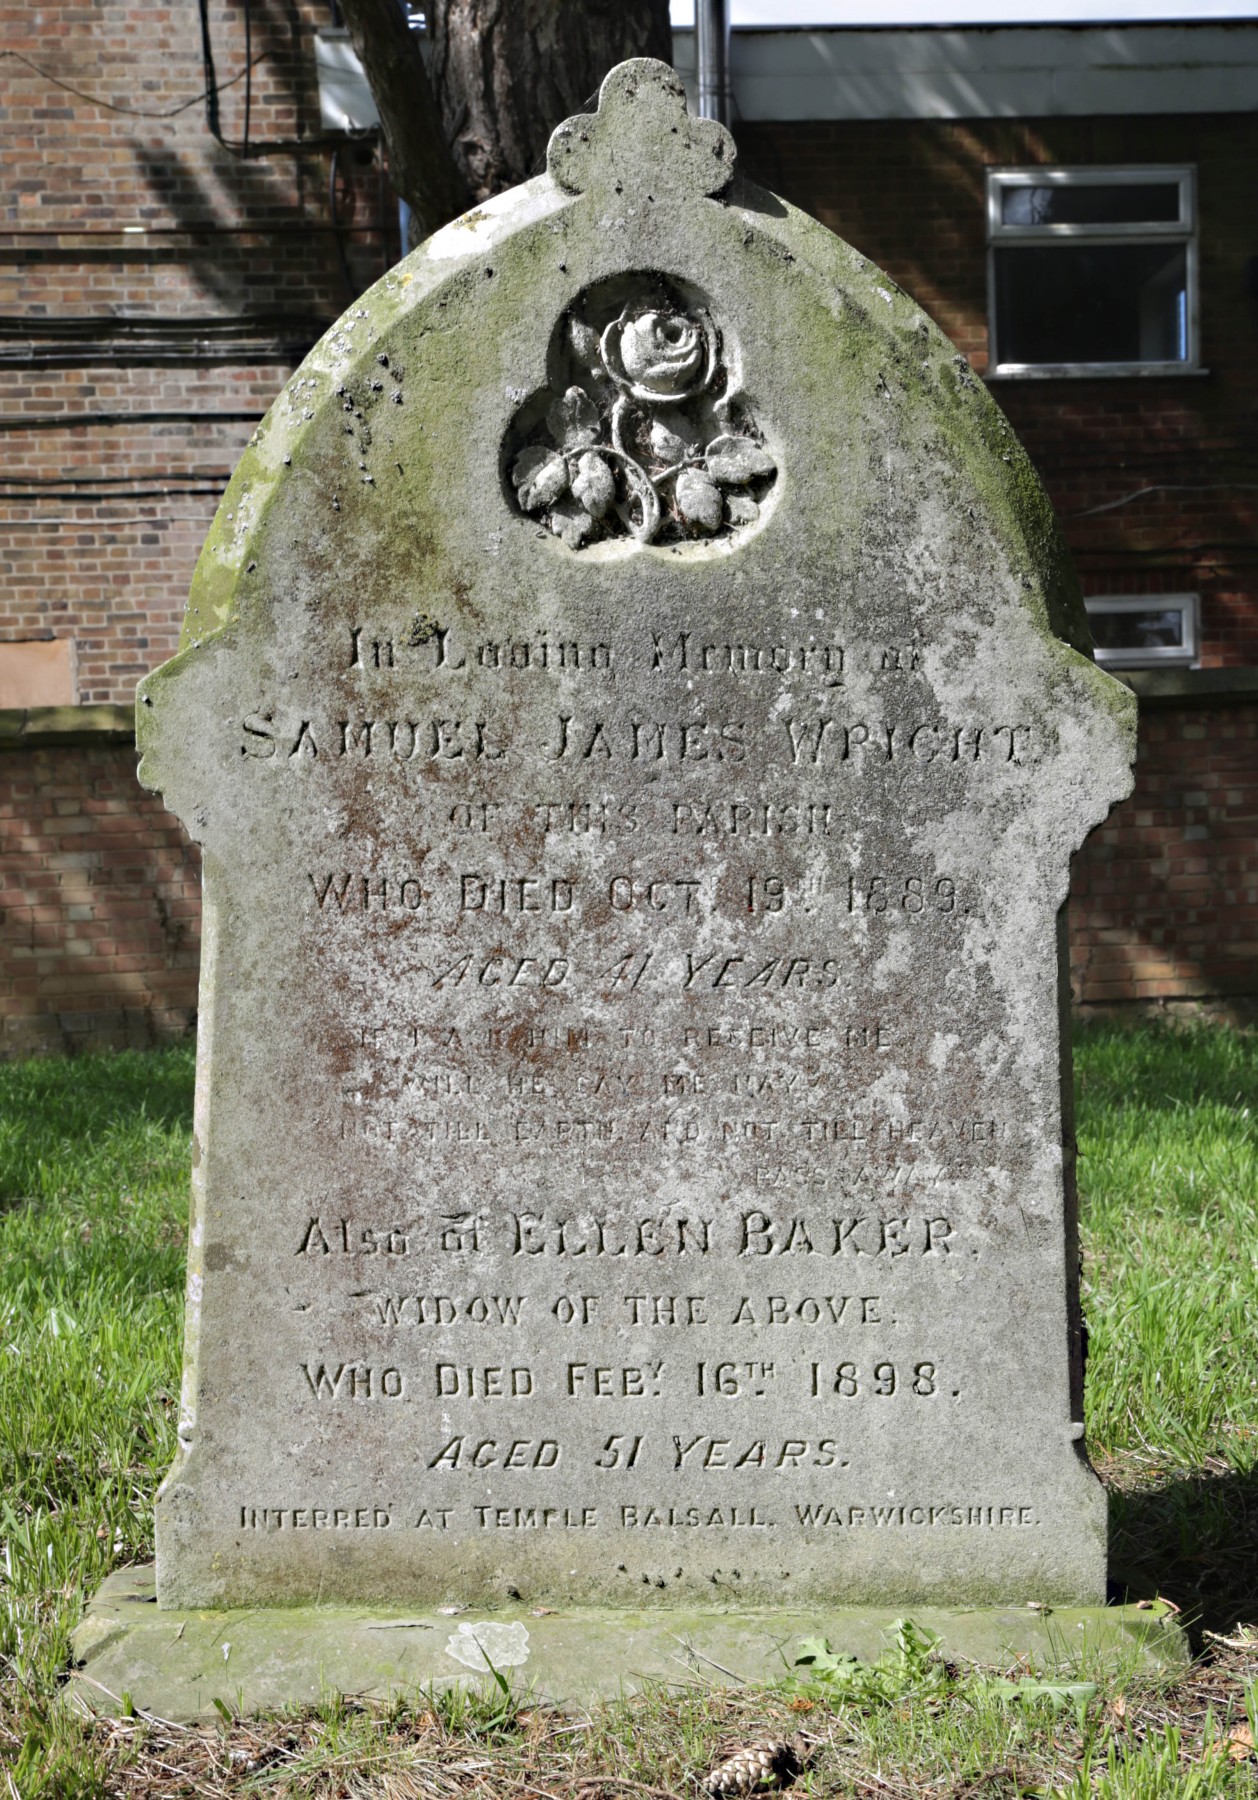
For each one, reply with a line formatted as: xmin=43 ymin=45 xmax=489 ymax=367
xmin=429 ymin=0 xmax=673 ymax=204
xmin=335 ymin=0 xmax=472 ymax=238
xmin=336 ymin=0 xmax=672 ymax=240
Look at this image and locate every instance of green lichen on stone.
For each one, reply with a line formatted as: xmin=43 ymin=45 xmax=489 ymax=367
xmin=721 ymin=184 xmax=1091 ymax=667
xmin=137 ymin=60 xmax=1137 ymax=1621
xmin=70 ymin=1566 xmax=1188 ymax=1722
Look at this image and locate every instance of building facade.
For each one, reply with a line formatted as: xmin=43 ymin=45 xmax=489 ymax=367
xmin=2 ymin=15 xmax=1256 ymax=1054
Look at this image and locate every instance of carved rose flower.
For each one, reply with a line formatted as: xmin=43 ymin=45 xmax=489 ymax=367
xmin=600 ymin=305 xmax=716 ymax=404
xmin=508 ymin=289 xmax=776 ymax=550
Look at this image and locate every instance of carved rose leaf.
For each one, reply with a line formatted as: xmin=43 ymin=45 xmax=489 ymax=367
xmin=675 ymin=468 xmax=724 ymax=534
xmin=649 ymin=407 xmax=701 ymax=465
xmin=512 ymin=445 xmax=550 ymax=488
xmin=548 ymin=494 xmax=595 ymax=548
xmin=513 ymin=447 xmax=570 ymax=512
xmin=726 ymin=492 xmax=759 ymax=526
xmin=571 ymin=451 xmax=615 ymax=520
xmin=547 ymin=386 xmax=600 ymax=452
xmin=705 ymin=435 xmax=776 ymax=485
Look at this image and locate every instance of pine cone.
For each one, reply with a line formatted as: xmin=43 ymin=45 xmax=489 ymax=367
xmin=704 ymin=1739 xmax=798 ymax=1796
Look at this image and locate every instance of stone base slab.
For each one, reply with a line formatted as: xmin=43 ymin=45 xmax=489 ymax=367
xmin=68 ymin=1567 xmax=1188 ymax=1722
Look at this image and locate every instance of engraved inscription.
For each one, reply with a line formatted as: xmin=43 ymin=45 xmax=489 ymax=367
xmin=141 ymin=50 xmax=1130 ymax=1617
xmin=236 ymin=708 xmax=1036 ymax=779
xmin=288 ymin=1209 xmax=962 ymax=1264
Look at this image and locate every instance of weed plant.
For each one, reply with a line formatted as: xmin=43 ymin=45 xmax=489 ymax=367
xmin=0 ymin=1024 xmax=1254 ymax=1796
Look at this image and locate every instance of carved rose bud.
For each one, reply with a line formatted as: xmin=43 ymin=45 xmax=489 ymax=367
xmin=600 ymin=305 xmax=716 ymax=404
xmin=546 ymin=385 xmax=600 ymax=452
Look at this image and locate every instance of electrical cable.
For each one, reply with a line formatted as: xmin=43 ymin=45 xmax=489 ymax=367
xmin=2 ymin=488 xmax=227 ymax=503
xmin=0 ymin=412 xmax=261 ymax=432
xmin=0 ymin=310 xmax=332 ymax=366
xmin=243 ymin=0 xmax=253 ymax=154
xmin=1 ymin=478 xmax=228 ymax=500
xmin=0 ymin=223 xmax=387 ymax=237
xmin=0 ymin=314 xmax=329 ymax=337
xmin=329 ymin=147 xmax=358 ymax=300
xmin=0 ymin=473 xmax=231 ymax=487
xmin=0 ymin=48 xmax=266 ymax=121
xmin=0 ymin=47 xmax=365 ymax=154
xmin=190 ymin=0 xmax=374 ymax=156
xmin=1069 ymin=484 xmax=1258 ymax=519
xmin=197 ymin=0 xmax=224 ymax=144
xmin=0 ymin=516 xmax=216 ymax=528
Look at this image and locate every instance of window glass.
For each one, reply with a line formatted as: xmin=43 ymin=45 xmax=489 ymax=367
xmin=1089 ymin=608 xmax=1187 ymax=653
xmin=988 ymin=167 xmax=1195 ymax=373
xmin=1084 ymin=596 xmax=1198 ymax=668
xmin=994 ymin=243 xmax=1188 ymax=366
xmin=1000 ymin=183 xmax=1181 ymax=228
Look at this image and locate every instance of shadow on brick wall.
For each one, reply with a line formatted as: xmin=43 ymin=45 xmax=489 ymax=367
xmin=129 ymin=0 xmax=390 ymax=318
xmin=0 ymin=741 xmax=201 ymax=1061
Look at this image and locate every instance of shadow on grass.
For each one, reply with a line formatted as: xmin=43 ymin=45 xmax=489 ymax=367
xmin=1074 ymin=1017 xmax=1258 ymax=1117
xmin=1108 ymin=1462 xmax=1258 ymax=1644
xmin=0 ymin=1047 xmax=195 ymax=1205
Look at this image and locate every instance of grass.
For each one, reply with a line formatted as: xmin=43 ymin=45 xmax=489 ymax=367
xmin=1075 ymin=1024 xmax=1258 ymax=1637
xmin=0 ymin=1023 xmax=1255 ymax=1795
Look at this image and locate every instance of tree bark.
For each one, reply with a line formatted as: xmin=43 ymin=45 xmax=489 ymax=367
xmin=429 ymin=0 xmax=673 ymax=204
xmin=335 ymin=0 xmax=472 ymax=237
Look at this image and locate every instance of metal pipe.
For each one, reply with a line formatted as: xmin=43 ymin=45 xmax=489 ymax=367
xmin=695 ymin=0 xmax=731 ymax=125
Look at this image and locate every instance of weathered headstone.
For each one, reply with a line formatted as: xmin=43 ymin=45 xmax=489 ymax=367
xmin=138 ymin=61 xmax=1135 ymax=1615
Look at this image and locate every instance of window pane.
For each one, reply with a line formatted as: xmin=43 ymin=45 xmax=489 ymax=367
xmin=1088 ymin=608 xmax=1186 ymax=652
xmin=994 ymin=243 xmax=1188 ymax=365
xmin=1000 ymin=183 xmax=1181 ymax=227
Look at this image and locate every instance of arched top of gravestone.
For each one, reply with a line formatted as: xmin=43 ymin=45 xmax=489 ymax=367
xmin=139 ymin=55 xmax=1133 ymax=850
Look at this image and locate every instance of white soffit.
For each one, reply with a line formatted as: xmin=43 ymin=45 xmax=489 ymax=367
xmin=671 ymin=24 xmax=1258 ymax=119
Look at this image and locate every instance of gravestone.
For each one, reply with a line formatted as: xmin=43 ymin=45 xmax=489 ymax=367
xmin=137 ymin=60 xmax=1135 ymax=1617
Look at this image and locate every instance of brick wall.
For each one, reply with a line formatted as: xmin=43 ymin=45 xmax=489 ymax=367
xmin=1 ymin=0 xmax=392 ymax=703
xmin=2 ymin=24 xmax=1256 ymax=1045
xmin=6 ymin=32 xmax=1257 ymax=702
xmin=1071 ymin=699 xmax=1258 ymax=1014
xmin=0 ymin=726 xmax=200 ymax=1057
xmin=740 ymin=113 xmax=1258 ymax=669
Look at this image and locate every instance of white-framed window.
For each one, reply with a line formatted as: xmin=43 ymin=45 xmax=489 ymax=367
xmin=987 ymin=167 xmax=1198 ymax=376
xmin=1084 ymin=594 xmax=1199 ymax=669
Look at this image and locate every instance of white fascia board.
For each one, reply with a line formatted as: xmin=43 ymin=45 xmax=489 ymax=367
xmin=674 ymin=24 xmax=1258 ymax=120
xmin=320 ymin=23 xmax=1257 ymax=136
